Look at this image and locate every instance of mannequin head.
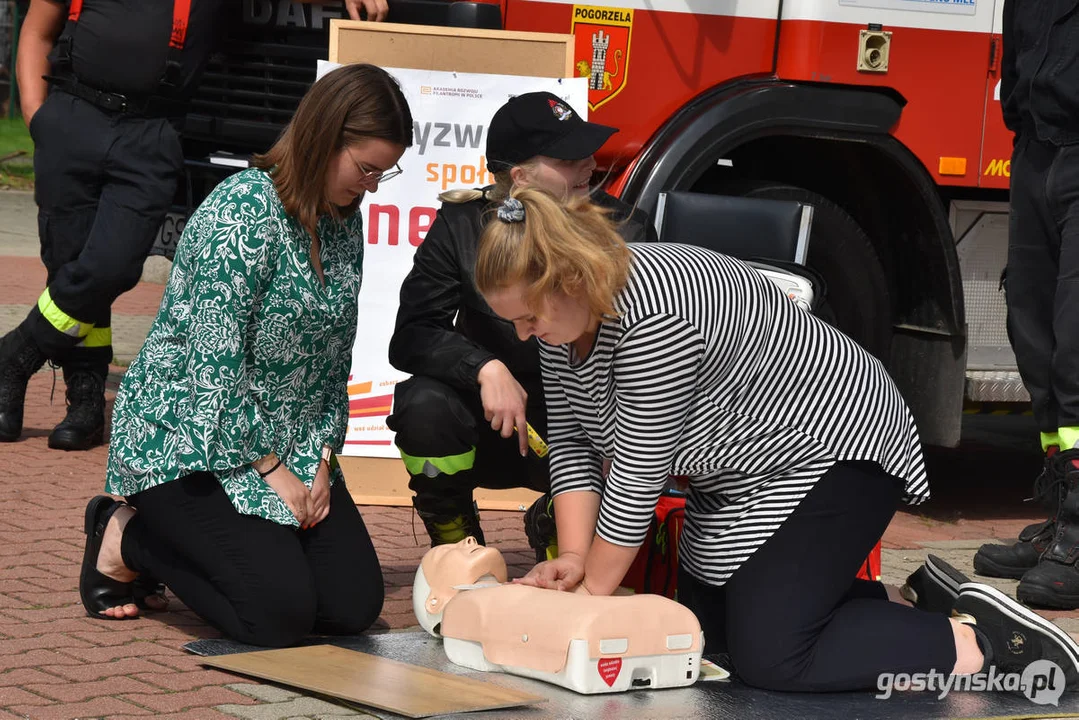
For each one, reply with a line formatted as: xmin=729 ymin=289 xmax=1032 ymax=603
xmin=412 ymin=536 xmax=508 ymax=636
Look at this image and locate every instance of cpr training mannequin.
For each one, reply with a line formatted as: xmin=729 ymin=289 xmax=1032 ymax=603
xmin=412 ymin=537 xmax=703 ymax=694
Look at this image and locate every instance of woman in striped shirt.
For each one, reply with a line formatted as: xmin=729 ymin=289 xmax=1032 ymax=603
xmin=474 ymin=188 xmax=1079 ymax=692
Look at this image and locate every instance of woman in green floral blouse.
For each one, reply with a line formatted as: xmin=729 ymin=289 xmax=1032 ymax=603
xmin=76 ymin=64 xmax=413 ymax=647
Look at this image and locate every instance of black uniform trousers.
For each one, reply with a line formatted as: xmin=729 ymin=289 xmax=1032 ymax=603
xmin=387 ymin=376 xmax=551 ymax=514
xmin=1006 ymin=134 xmax=1079 ymax=434
xmin=23 ymin=89 xmax=182 ymax=377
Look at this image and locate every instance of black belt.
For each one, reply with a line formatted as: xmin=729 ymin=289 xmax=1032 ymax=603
xmin=45 ymin=75 xmax=187 ymax=118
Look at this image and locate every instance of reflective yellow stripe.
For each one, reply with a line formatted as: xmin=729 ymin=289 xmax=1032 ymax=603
xmin=37 ymin=288 xmax=92 ymax=338
xmin=1057 ymin=428 xmax=1079 ymax=451
xmin=78 ymin=326 xmax=112 ymax=348
xmin=399 ymin=448 xmax=476 ymax=477
xmin=1042 ymin=432 xmax=1063 ymax=452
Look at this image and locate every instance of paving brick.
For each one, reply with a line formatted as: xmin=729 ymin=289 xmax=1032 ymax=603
xmin=2 ymin=591 xmax=81 ymax=610
xmin=130 ymin=669 xmax=240 ymax=692
xmin=0 ymin=604 xmax=88 ymax=623
xmin=119 ymin=686 xmax=257 ymax=713
xmin=0 ymin=668 xmax=66 ymax=687
xmin=9 ymin=696 xmax=152 ymax=719
xmin=38 ymin=657 xmax=172 ymax=682
xmin=57 ymin=640 xmax=177 ymax=664
xmin=213 ymin=697 xmax=360 ymax=720
xmin=25 ymin=675 xmax=161 ymax=703
xmin=111 ymin=711 xmax=237 ymax=720
xmin=227 ymin=683 xmax=302 ymax=702
xmin=147 ymin=653 xmax=215 ymax=673
xmin=0 ymin=619 xmax=100 ymax=639
xmin=0 ymin=569 xmax=64 ymax=587
xmin=0 ymin=649 xmax=75 ymax=672
xmin=0 ymin=633 xmax=94 ymax=654
xmin=69 ymin=624 xmax=199 ymax=647
xmin=0 ymin=709 xmax=34 ymax=719
xmin=0 ymin=685 xmax=50 ymax=706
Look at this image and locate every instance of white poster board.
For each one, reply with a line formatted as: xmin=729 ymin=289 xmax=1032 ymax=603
xmin=314 ymin=62 xmax=589 ymax=457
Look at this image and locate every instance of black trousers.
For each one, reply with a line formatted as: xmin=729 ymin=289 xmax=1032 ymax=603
xmin=23 ymin=89 xmax=182 ymax=376
xmin=677 ymin=461 xmax=956 ymax=692
xmin=386 ymin=376 xmax=550 ymax=513
xmin=121 ymin=473 xmax=384 ymax=648
xmin=1006 ymin=135 xmax=1079 ymax=432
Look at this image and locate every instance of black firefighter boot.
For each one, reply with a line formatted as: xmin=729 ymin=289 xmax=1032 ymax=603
xmin=48 ymin=366 xmax=106 ymax=451
xmin=1018 ymin=450 xmax=1079 ymax=609
xmin=412 ymin=493 xmax=486 ymax=547
xmin=973 ymin=449 xmax=1065 ymax=579
xmin=0 ymin=326 xmax=48 ymax=442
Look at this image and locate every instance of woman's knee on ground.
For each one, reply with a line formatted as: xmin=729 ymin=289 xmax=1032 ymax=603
xmin=232 ymin=578 xmax=319 ymax=648
xmin=314 ymin=580 xmax=385 ymax=636
xmin=726 ymin=611 xmax=822 ymax=691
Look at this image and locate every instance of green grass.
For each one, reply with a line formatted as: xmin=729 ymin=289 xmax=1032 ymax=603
xmin=0 ymin=116 xmax=34 ymax=190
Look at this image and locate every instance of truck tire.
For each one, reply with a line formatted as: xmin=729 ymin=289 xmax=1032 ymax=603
xmin=727 ymin=182 xmax=893 ymax=362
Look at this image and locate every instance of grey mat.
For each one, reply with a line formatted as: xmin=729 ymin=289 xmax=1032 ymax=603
xmin=185 ymin=631 xmax=1079 ymax=720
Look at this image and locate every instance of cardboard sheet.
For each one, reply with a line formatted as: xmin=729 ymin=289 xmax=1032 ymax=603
xmin=200 ymin=644 xmax=545 ymax=718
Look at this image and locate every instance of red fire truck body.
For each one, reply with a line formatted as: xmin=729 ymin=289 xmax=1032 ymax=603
xmin=489 ymin=0 xmax=1016 ymax=448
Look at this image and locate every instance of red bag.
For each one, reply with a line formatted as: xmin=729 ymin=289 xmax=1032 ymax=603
xmin=621 ymin=493 xmax=686 ymax=599
xmin=621 ymin=493 xmax=884 ymax=597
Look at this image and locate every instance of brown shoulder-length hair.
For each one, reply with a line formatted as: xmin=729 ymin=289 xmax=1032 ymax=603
xmin=475 ymin=188 xmax=632 ymax=320
xmin=252 ymin=63 xmax=413 ymax=237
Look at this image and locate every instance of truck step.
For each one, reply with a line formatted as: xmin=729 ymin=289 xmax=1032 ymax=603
xmin=965 ymin=370 xmax=1029 ymax=403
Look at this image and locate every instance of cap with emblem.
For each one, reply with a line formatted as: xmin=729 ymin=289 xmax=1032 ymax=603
xmin=485 ymin=91 xmax=618 ymax=173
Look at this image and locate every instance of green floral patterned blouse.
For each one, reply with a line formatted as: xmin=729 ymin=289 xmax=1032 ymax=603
xmin=105 ymin=168 xmax=361 ymax=526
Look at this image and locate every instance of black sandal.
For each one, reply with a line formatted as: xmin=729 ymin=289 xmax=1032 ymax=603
xmin=133 ymin=575 xmax=168 ymax=612
xmin=79 ymin=495 xmax=137 ymax=620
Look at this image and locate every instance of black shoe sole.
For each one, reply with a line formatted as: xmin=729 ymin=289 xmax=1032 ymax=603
xmin=1017 ymin=583 xmax=1079 ymax=611
xmin=902 ymin=555 xmax=969 ymax=613
xmin=48 ymin=426 xmax=104 ymax=451
xmin=924 ymin=554 xmax=968 ymax=596
xmin=957 ymin=582 xmax=1079 ymax=687
xmin=972 ymin=552 xmax=1035 ymax=581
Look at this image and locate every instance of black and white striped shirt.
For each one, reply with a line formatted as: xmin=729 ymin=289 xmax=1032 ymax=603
xmin=539 ymin=243 xmax=928 ymax=586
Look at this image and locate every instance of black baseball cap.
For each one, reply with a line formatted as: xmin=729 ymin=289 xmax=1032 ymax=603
xmin=485 ymin=91 xmax=618 ymax=173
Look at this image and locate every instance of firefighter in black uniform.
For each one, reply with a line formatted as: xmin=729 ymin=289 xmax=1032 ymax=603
xmin=974 ymin=1 xmax=1079 ymax=609
xmin=386 ymin=92 xmax=657 ymax=555
xmin=2 ymin=0 xmax=387 ymax=451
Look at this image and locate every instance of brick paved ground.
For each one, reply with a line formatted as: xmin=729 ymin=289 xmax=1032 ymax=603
xmin=0 ymin=196 xmax=1077 ymax=717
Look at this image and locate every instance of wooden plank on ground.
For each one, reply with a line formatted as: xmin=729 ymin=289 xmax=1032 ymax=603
xmin=339 ymin=456 xmax=542 ymax=511
xmin=201 ymin=645 xmax=545 ymax=718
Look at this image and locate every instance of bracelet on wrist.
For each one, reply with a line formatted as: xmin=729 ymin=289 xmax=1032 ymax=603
xmin=257 ymin=458 xmax=283 ymax=478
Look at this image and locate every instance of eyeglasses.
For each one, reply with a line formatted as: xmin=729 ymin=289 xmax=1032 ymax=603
xmin=348 ymin=148 xmax=402 ymax=185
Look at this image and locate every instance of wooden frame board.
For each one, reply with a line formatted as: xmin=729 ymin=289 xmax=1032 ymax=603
xmin=328 ymin=20 xmax=575 ymax=78
xmin=340 ymin=456 xmax=542 ymax=511
xmin=201 ymin=645 xmax=545 ymax=718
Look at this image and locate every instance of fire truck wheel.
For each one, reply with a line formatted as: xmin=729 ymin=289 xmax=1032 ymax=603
xmin=732 ymin=182 xmax=892 ymax=362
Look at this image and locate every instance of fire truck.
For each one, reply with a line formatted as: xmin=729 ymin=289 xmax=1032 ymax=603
xmin=166 ymin=0 xmax=1015 ymax=449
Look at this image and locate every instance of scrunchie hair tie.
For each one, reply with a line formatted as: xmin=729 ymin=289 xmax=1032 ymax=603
xmin=497 ymin=196 xmax=525 ymax=223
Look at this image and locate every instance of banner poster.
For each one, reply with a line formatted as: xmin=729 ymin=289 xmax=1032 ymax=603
xmin=314 ymin=62 xmax=589 ymax=457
